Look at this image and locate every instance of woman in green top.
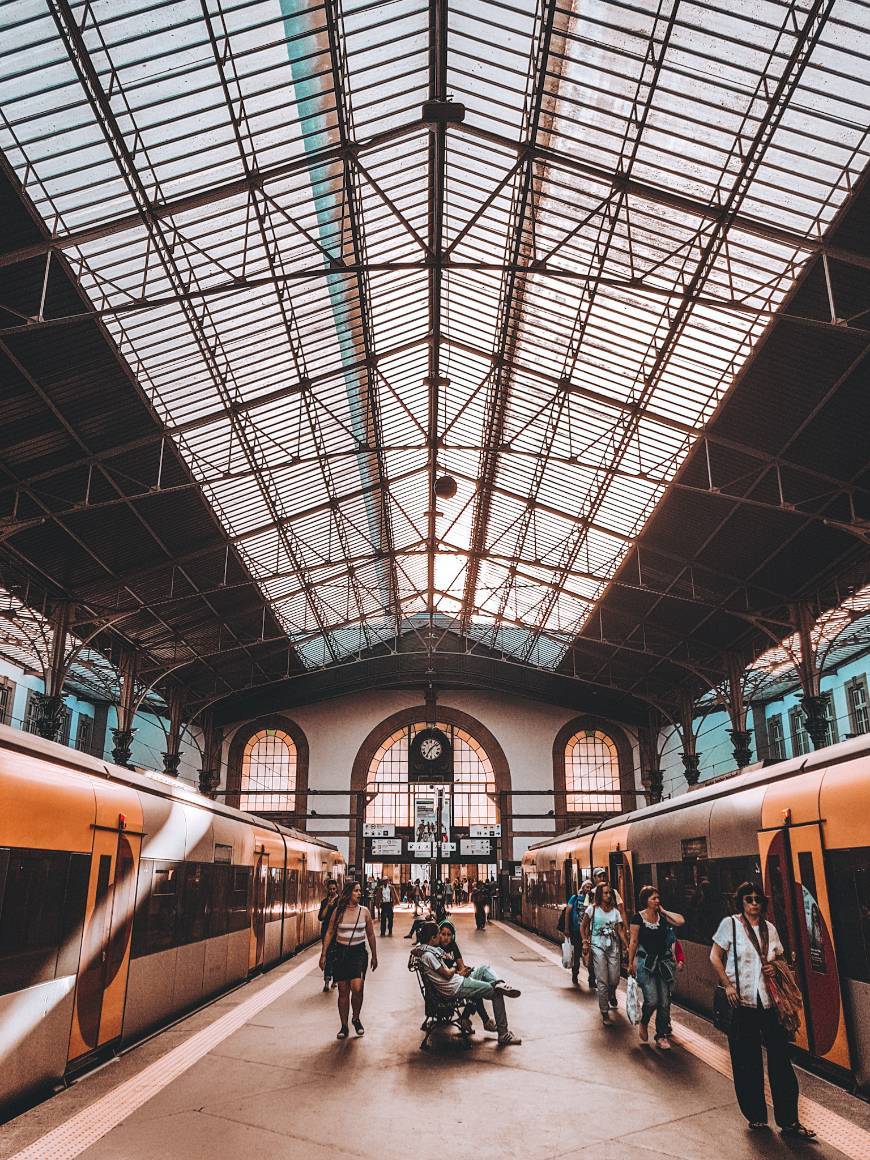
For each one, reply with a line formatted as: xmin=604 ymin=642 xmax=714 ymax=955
xmin=580 ymin=883 xmax=628 ymax=1023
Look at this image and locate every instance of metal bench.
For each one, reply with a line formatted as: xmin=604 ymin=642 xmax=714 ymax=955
xmin=408 ymin=953 xmax=475 ymax=1051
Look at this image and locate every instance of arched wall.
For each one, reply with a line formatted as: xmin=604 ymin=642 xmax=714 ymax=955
xmin=552 ymin=715 xmax=637 ymax=828
xmin=225 ymin=713 xmax=310 ymax=825
xmin=349 ymin=704 xmax=513 ymax=868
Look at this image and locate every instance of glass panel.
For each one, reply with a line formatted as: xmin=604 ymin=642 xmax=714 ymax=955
xmin=565 ymin=729 xmax=620 ymax=813
xmin=240 ymin=729 xmax=297 ymax=812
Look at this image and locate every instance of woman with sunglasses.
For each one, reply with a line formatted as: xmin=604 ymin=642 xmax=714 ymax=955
xmin=710 ymin=882 xmax=815 ymax=1140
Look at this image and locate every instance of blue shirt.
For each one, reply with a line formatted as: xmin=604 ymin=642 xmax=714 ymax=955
xmin=566 ymin=893 xmax=590 ymax=934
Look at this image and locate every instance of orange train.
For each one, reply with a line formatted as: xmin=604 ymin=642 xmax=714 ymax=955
xmin=519 ymin=732 xmax=870 ymax=1093
xmin=0 ymin=724 xmax=344 ymax=1116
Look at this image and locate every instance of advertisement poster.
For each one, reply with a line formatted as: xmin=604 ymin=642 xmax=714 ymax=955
xmin=414 ymin=791 xmax=451 ymax=844
xmin=801 ymin=884 xmax=826 ymax=973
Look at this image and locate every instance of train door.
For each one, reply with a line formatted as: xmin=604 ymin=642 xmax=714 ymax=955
xmin=563 ymin=858 xmax=575 ymax=901
xmin=252 ymin=848 xmax=269 ymax=972
xmin=69 ymin=823 xmax=141 ymax=1061
xmin=609 ymin=850 xmax=634 ymax=917
xmin=759 ymin=824 xmax=851 ymax=1071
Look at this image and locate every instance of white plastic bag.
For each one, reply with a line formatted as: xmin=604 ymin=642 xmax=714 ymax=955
xmin=561 ymin=938 xmax=572 ymax=970
xmin=626 ymin=975 xmax=643 ymax=1025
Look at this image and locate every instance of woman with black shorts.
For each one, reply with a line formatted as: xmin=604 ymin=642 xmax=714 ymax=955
xmin=320 ymin=881 xmax=378 ymax=1039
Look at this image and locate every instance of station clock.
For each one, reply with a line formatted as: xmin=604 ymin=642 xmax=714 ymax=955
xmin=409 ymin=726 xmax=454 ymax=782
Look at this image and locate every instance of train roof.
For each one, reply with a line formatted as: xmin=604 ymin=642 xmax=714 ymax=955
xmin=0 ymin=723 xmax=339 ymax=853
xmin=526 ymin=731 xmax=870 ymax=856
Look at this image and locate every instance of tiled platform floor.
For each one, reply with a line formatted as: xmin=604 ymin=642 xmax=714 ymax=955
xmin=2 ymin=912 xmax=868 ymax=1160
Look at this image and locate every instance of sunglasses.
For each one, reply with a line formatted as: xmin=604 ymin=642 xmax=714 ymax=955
xmin=743 ymin=895 xmax=764 ymax=903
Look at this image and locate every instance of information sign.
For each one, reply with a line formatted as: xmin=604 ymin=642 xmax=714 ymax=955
xmin=408 ymin=841 xmax=433 ymax=855
xmin=440 ymin=842 xmax=457 ymax=854
xmin=470 ymin=824 xmax=501 ymax=838
xmin=460 ymin=838 xmax=492 ymax=856
xmin=370 ymin=838 xmax=403 ymax=856
xmin=363 ymin=824 xmax=395 ymax=838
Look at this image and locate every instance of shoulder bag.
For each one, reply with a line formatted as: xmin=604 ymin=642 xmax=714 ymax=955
xmin=740 ymin=917 xmax=802 ymax=1041
xmin=712 ymin=916 xmax=740 ymax=1034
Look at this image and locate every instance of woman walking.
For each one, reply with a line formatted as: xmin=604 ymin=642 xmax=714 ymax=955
xmin=317 ymin=878 xmax=339 ymax=992
xmin=710 ymin=882 xmax=815 ymax=1139
xmin=319 ymin=881 xmax=378 ymax=1039
xmin=580 ymin=882 xmax=628 ymax=1023
xmin=628 ymin=886 xmax=684 ymax=1049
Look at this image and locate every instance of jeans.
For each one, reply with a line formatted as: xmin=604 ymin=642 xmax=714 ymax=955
xmin=635 ymin=953 xmax=673 ymax=1040
xmin=591 ymin=941 xmax=620 ymax=1014
xmin=728 ymin=1002 xmax=799 ymax=1127
xmin=380 ymin=902 xmax=394 ymax=936
xmin=458 ymin=966 xmax=507 ymax=1035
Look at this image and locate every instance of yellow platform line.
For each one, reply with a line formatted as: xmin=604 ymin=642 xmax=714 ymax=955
xmin=493 ymin=920 xmax=870 ymax=1160
xmin=9 ymin=953 xmax=320 ymax=1160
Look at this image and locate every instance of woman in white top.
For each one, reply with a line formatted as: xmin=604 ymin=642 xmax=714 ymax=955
xmin=710 ymin=881 xmax=815 ymax=1140
xmin=320 ymin=881 xmax=378 ymax=1039
xmin=580 ymin=883 xmax=628 ymax=1023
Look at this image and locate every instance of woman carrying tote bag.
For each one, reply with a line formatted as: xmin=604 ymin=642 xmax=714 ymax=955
xmin=709 ymin=881 xmax=815 ymax=1140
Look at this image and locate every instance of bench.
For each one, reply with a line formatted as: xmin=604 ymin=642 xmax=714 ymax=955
xmin=408 ymin=954 xmax=475 ymax=1051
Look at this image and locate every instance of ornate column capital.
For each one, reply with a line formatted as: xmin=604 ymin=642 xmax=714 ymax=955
xmin=728 ymin=729 xmax=753 ymax=769
xmin=33 ymin=692 xmax=65 ymax=742
xmin=112 ymin=727 xmax=136 ymax=767
xmin=800 ymin=694 xmax=829 ymax=749
xmin=681 ymin=750 xmax=702 ymax=785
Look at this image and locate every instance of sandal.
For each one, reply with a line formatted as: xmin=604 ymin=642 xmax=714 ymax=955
xmin=780 ymin=1123 xmax=816 ymax=1140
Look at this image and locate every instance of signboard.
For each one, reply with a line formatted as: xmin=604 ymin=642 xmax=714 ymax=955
xmin=371 ymin=838 xmax=403 ymax=856
xmin=363 ymin=824 xmax=395 ymax=838
xmin=470 ymin=824 xmax=501 ymax=838
xmin=460 ymin=838 xmax=493 ymax=856
xmin=440 ymin=842 xmax=457 ymax=854
xmin=408 ymin=841 xmax=433 ymax=855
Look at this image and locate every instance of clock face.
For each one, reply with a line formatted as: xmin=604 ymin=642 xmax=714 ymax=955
xmin=420 ymin=737 xmax=443 ymax=761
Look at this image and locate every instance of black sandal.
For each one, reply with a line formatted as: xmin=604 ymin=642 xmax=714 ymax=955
xmin=780 ymin=1123 xmax=816 ymax=1140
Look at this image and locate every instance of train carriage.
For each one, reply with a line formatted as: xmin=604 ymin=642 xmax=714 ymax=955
xmin=520 ymin=733 xmax=870 ymax=1093
xmin=0 ymin=724 xmax=344 ymax=1115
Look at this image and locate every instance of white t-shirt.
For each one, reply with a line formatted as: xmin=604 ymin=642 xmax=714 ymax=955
xmin=712 ymin=915 xmax=783 ymax=1009
xmin=420 ymin=947 xmax=463 ymax=996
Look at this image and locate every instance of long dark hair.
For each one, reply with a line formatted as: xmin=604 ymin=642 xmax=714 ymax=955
xmin=331 ymin=881 xmax=361 ymax=928
xmin=594 ymin=882 xmax=616 ymax=909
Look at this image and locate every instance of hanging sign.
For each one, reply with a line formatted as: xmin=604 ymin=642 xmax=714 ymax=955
xmin=440 ymin=842 xmax=457 ymax=854
xmin=408 ymin=841 xmax=433 ymax=855
xmin=371 ymin=838 xmax=403 ymax=856
xmin=363 ymin=824 xmax=395 ymax=838
xmin=460 ymin=838 xmax=493 ymax=856
xmin=470 ymin=824 xmax=501 ymax=838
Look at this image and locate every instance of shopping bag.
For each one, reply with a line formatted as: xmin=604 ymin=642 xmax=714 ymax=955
xmin=561 ymin=938 xmax=572 ymax=970
xmin=626 ymin=975 xmax=643 ymax=1025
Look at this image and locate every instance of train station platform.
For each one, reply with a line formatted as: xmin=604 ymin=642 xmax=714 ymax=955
xmin=2 ymin=913 xmax=868 ymax=1160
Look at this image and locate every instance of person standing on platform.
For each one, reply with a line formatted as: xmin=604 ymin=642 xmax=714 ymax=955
xmin=710 ymin=882 xmax=816 ymax=1140
xmin=564 ymin=879 xmax=593 ymax=986
xmin=320 ymin=881 xmax=378 ymax=1039
xmin=471 ymin=879 xmax=489 ymax=929
xmin=444 ymin=878 xmax=454 ymax=909
xmin=380 ymin=878 xmax=397 ymax=936
xmin=628 ymin=886 xmax=684 ymax=1050
xmin=580 ymin=882 xmax=628 ymax=1023
xmin=317 ymin=878 xmax=340 ymax=992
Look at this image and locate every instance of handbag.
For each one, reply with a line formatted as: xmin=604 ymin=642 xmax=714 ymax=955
xmin=740 ymin=916 xmax=803 ymax=1041
xmin=561 ymin=937 xmax=573 ymax=969
xmin=712 ymin=916 xmax=740 ymax=1034
xmin=626 ymin=975 xmax=643 ymax=1025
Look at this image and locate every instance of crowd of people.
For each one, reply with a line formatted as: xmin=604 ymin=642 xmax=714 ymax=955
xmin=315 ymin=870 xmax=816 ymax=1141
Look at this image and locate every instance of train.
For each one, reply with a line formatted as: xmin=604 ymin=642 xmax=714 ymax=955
xmin=0 ymin=723 xmax=344 ymax=1116
xmin=518 ymin=732 xmax=870 ymax=1094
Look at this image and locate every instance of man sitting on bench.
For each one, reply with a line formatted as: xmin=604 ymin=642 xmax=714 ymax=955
xmin=414 ymin=921 xmax=522 ymax=1046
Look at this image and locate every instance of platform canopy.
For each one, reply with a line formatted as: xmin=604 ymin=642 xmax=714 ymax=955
xmin=0 ymin=0 xmax=869 ymax=714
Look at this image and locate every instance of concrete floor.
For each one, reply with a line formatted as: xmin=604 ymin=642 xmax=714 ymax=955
xmin=2 ymin=912 xmax=868 ymax=1160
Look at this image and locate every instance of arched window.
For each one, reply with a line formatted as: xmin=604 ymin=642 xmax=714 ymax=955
xmin=240 ymin=728 xmax=297 ymax=813
xmin=365 ymin=722 xmax=497 ymax=828
xmin=565 ymin=729 xmax=621 ymax=813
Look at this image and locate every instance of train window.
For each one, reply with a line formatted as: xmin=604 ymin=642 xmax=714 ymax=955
xmin=680 ymin=861 xmax=720 ymax=946
xmin=656 ymin=863 xmax=681 ymax=912
xmin=267 ymin=868 xmax=284 ymax=921
xmin=179 ymin=864 xmax=210 ymax=944
xmin=286 ymin=868 xmax=299 ymax=907
xmin=0 ymin=849 xmax=77 ymax=994
xmin=825 ymin=848 xmax=870 ymax=984
xmin=55 ymin=853 xmax=90 ymax=979
xmin=139 ymin=861 xmax=180 ymax=955
xmin=633 ymin=865 xmax=652 ymax=908
xmin=208 ymin=864 xmax=230 ymax=938
xmin=228 ymin=866 xmax=252 ymax=933
xmin=214 ymin=844 xmax=232 ymax=864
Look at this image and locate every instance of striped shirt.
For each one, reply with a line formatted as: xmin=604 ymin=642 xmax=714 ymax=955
xmin=336 ymin=906 xmax=368 ymax=945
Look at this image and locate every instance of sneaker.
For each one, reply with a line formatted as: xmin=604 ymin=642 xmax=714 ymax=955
xmin=601 ymin=1012 xmax=610 ymax=1025
xmin=498 ymin=1032 xmax=522 ymax=1046
xmin=493 ymin=983 xmax=521 ymax=998
xmin=639 ymin=1021 xmax=649 ymax=1043
xmin=352 ymin=1018 xmax=365 ymax=1037
xmin=337 ymin=1025 xmax=349 ymax=1039
xmin=608 ymin=993 xmax=618 ymax=1009
xmin=657 ymin=1036 xmax=671 ymax=1050
xmin=482 ymin=1018 xmax=498 ymax=1033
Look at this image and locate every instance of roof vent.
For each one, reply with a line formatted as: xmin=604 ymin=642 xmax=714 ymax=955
xmin=422 ymin=99 xmax=466 ymax=125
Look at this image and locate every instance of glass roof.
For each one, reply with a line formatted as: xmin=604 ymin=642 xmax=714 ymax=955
xmin=1 ymin=0 xmax=868 ymax=670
